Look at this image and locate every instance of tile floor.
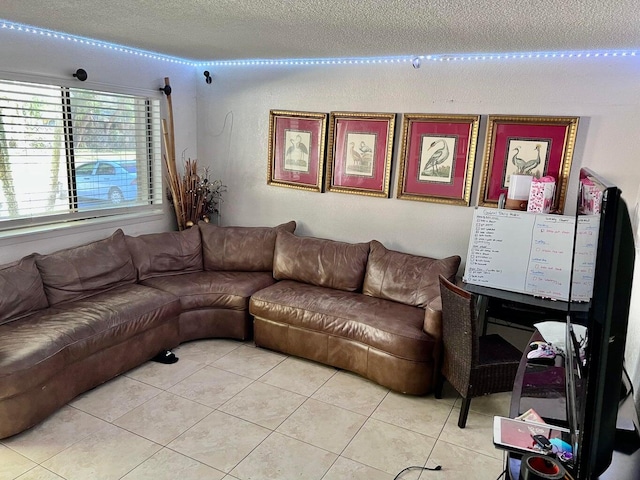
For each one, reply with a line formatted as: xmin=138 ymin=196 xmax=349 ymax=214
xmin=1 ymin=339 xmax=513 ymax=480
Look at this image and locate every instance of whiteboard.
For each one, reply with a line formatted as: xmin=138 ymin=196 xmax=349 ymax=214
xmin=463 ymin=207 xmax=599 ymax=301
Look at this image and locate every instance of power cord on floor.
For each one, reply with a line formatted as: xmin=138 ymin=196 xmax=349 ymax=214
xmin=494 ymin=467 xmax=507 ymax=480
xmin=393 ymin=464 xmax=441 ymax=479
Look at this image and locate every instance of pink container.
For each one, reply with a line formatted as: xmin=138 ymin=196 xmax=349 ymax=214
xmin=527 ymin=176 xmax=556 ymax=213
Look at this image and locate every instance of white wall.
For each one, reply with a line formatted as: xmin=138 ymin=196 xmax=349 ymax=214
xmin=0 ymin=28 xmax=197 ymax=263
xmin=196 ymin=58 xmax=640 ymax=255
xmin=195 ymin=57 xmax=640 ymax=398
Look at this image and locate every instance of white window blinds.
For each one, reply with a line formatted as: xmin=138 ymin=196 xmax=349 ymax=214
xmin=0 ymin=79 xmax=162 ymax=230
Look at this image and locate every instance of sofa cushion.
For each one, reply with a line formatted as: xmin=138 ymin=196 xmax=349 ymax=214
xmin=200 ymin=221 xmax=296 ymax=272
xmin=0 ymin=255 xmax=49 ymax=326
xmin=125 ymin=226 xmax=203 ymax=281
xmin=273 ymin=231 xmax=369 ymax=292
xmin=35 ymin=229 xmax=137 ymax=305
xmin=0 ymin=284 xmax=180 ymax=399
xmin=142 ymin=271 xmax=277 ymax=311
xmin=363 ymin=240 xmax=461 ymax=308
xmin=250 ymin=280 xmax=433 ymax=361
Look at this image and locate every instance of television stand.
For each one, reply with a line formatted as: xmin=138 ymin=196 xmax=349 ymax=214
xmin=506 ymin=330 xmax=640 ymax=479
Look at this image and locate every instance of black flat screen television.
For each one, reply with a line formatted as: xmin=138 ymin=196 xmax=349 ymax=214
xmin=565 ymin=167 xmax=636 ymax=478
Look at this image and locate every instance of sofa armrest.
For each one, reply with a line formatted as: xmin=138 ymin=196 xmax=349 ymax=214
xmin=424 ymin=296 xmax=444 ymax=385
xmin=423 ymin=296 xmax=442 ymax=340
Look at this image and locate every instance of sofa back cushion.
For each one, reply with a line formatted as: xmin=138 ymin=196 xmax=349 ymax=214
xmin=36 ymin=229 xmax=136 ymax=305
xmin=0 ymin=255 xmax=49 ymax=325
xmin=200 ymin=221 xmax=296 ymax=272
xmin=363 ymin=240 xmax=461 ymax=308
xmin=125 ymin=226 xmax=203 ymax=281
xmin=273 ymin=231 xmax=370 ymax=292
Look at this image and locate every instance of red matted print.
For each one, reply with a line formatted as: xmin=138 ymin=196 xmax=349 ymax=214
xmin=268 ymin=110 xmax=327 ymax=192
xmin=479 ymin=115 xmax=579 ymax=213
xmin=397 ymin=114 xmax=480 ymax=206
xmin=326 ymin=112 xmax=395 ymax=197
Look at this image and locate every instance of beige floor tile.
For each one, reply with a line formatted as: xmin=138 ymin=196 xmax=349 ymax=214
xmin=453 ymin=391 xmax=512 ymax=417
xmin=420 ymin=440 xmax=505 ymax=480
xmin=0 ymin=444 xmax=37 ymax=480
xmin=0 ymin=341 xmax=508 ymax=480
xmin=230 ymin=432 xmax=337 ymax=480
xmin=173 ymin=339 xmax=243 ymax=365
xmin=2 ymin=406 xmax=110 ymax=463
xmin=125 ymin=357 xmax=205 ymax=390
xmin=168 ymin=410 xmax=270 ymax=473
xmin=372 ymin=392 xmax=453 ymax=438
xmin=219 ymin=381 xmax=306 ymax=429
xmin=342 ymin=418 xmax=436 ymax=476
xmin=168 ymin=365 xmax=253 ymax=408
xmin=277 ymin=398 xmax=367 ymax=454
xmin=312 ymin=371 xmax=389 ymax=416
xmin=259 ymin=356 xmax=336 ymax=396
xmin=438 ymin=408 xmax=502 ymax=459
xmin=113 ymin=391 xmax=213 ymax=445
xmin=15 ymin=466 xmax=65 ymax=479
xmin=121 ymin=447 xmax=226 ymax=480
xmin=212 ymin=345 xmax=286 ymax=379
xmin=70 ymin=375 xmax=162 ymax=422
xmin=41 ymin=424 xmax=161 ymax=480
xmin=322 ymin=457 xmax=394 ymax=480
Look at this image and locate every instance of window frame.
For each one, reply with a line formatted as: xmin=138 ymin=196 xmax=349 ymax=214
xmin=0 ymin=77 xmax=164 ymax=234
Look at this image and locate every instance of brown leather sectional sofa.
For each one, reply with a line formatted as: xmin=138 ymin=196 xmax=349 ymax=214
xmin=0 ymin=221 xmax=459 ymax=439
xmin=250 ymin=232 xmax=460 ymax=395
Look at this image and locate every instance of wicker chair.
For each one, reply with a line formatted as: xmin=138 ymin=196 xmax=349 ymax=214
xmin=436 ymin=275 xmax=522 ymax=428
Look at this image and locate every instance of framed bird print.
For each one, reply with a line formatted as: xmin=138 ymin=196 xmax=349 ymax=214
xmin=326 ymin=111 xmax=396 ymax=197
xmin=268 ymin=110 xmax=328 ymax=192
xmin=396 ymin=113 xmax=480 ymax=206
xmin=478 ymin=115 xmax=579 ymax=213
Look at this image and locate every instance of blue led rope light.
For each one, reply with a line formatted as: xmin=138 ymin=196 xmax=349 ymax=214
xmin=196 ymin=50 xmax=638 ymax=67
xmin=1 ymin=20 xmax=195 ymax=65
xmin=2 ymin=19 xmax=638 ymax=68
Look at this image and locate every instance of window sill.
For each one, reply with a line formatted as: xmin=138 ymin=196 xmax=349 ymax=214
xmin=0 ymin=208 xmax=166 ymax=245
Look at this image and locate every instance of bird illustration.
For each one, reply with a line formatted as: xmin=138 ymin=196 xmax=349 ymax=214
xmin=359 ymin=141 xmax=372 ymax=156
xmin=285 ymin=139 xmax=296 ymax=163
xmin=294 ymin=135 xmax=308 ymax=161
xmin=349 ymin=142 xmax=363 ymax=165
xmin=285 ymin=135 xmax=308 ymax=165
xmin=522 ymin=144 xmax=542 ymax=175
xmin=422 ymin=139 xmax=449 ymax=176
xmin=511 ymin=147 xmax=526 ymax=174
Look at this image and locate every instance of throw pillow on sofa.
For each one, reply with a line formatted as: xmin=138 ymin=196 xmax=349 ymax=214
xmin=0 ymin=254 xmax=49 ymax=325
xmin=125 ymin=225 xmax=203 ymax=281
xmin=363 ymin=240 xmax=461 ymax=308
xmin=199 ymin=220 xmax=296 ymax=272
xmin=35 ymin=229 xmax=137 ymax=305
xmin=273 ymin=230 xmax=370 ymax=292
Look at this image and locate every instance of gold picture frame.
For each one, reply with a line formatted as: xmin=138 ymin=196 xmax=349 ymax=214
xmin=267 ymin=110 xmax=328 ymax=192
xmin=396 ymin=113 xmax=480 ymax=206
xmin=326 ymin=111 xmax=396 ymax=197
xmin=478 ymin=115 xmax=579 ymax=213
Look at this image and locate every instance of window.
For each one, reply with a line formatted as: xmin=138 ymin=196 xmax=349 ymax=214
xmin=0 ymin=79 xmax=162 ymax=231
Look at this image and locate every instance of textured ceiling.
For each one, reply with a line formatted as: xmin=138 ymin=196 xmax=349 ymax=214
xmin=1 ymin=0 xmax=639 ymax=61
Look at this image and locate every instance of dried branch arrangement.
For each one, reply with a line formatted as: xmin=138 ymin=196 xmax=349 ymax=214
xmin=178 ymin=158 xmax=225 ymax=227
xmin=160 ymin=77 xmax=185 ymax=229
xmin=161 ymin=77 xmax=225 ymax=229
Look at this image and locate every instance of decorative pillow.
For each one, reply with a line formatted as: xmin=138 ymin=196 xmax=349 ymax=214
xmin=273 ymin=231 xmax=370 ymax=292
xmin=200 ymin=220 xmax=296 ymax=272
xmin=125 ymin=226 xmax=203 ymax=281
xmin=35 ymin=229 xmax=136 ymax=305
xmin=363 ymin=240 xmax=461 ymax=308
xmin=0 ymin=255 xmax=49 ymax=325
